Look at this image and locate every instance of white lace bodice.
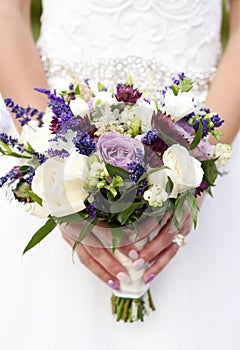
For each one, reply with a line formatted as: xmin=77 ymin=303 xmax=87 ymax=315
xmin=37 ymin=0 xmax=223 ymax=93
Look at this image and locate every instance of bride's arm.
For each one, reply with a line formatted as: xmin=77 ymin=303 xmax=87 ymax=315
xmin=0 ymin=0 xmax=48 ymax=131
xmin=206 ymin=0 xmax=240 ymax=144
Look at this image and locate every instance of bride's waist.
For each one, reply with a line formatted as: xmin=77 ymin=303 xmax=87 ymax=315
xmin=40 ymin=53 xmax=216 ymax=94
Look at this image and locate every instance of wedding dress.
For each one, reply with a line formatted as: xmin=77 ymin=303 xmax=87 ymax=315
xmin=1 ymin=1 xmax=240 ymax=349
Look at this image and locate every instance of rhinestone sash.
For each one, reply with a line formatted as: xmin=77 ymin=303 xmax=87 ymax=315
xmin=40 ymin=54 xmax=216 ymax=94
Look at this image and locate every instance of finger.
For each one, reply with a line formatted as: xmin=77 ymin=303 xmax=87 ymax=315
xmin=142 ymin=243 xmax=179 ymax=284
xmin=63 ymin=234 xmax=122 ymax=291
xmin=62 ymin=230 xmax=131 ymax=284
xmin=138 ymin=220 xmax=177 ymax=263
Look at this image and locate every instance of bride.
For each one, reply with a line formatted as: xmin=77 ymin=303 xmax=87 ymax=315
xmin=0 ymin=0 xmax=240 ymax=349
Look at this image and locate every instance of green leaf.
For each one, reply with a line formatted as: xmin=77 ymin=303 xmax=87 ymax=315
xmin=23 ymin=218 xmax=57 ymax=254
xmin=28 ymin=191 xmax=42 ymax=206
xmin=117 ymin=202 xmax=145 ymax=225
xmin=131 ymin=221 xmax=141 ymax=242
xmin=52 ymin=212 xmax=88 ymax=224
xmin=186 ymin=192 xmax=198 ymax=229
xmin=179 ymin=78 xmax=193 ymax=93
xmin=201 ymin=159 xmax=218 ymax=186
xmin=189 ymin=122 xmax=203 ymax=150
xmin=172 ymin=194 xmax=186 ymax=231
xmin=172 ymin=84 xmax=179 ymax=96
xmin=74 ymin=84 xmax=81 ymax=97
xmin=72 ymin=218 xmax=99 ymax=252
xmin=110 ymin=226 xmax=124 ymax=252
xmin=105 ymin=163 xmax=130 ymax=179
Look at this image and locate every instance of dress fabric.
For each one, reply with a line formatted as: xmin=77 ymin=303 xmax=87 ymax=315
xmin=1 ymin=1 xmax=240 ymax=349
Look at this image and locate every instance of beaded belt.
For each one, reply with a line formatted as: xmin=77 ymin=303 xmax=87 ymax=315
xmin=40 ymin=53 xmax=216 ymax=94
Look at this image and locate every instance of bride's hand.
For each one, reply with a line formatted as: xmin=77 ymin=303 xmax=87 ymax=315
xmin=60 ymin=221 xmax=150 ymax=291
xmin=138 ymin=195 xmax=204 ymax=284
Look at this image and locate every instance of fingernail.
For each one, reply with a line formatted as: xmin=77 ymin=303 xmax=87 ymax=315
xmin=132 ymin=258 xmax=145 ymax=270
xmin=128 ymin=249 xmax=139 ymax=260
xmin=107 ymin=279 xmax=120 ymax=291
xmin=116 ymin=272 xmax=130 ymax=283
xmin=144 ymin=273 xmax=156 ymax=284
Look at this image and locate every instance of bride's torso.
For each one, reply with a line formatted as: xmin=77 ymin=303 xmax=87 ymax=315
xmin=37 ymin=0 xmax=223 ymax=94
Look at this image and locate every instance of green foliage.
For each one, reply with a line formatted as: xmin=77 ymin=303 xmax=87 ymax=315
xmin=31 ymin=0 xmax=42 ymax=41
xmin=23 ymin=218 xmax=57 ymax=254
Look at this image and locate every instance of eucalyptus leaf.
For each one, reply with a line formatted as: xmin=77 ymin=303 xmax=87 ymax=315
xmin=110 ymin=226 xmax=124 ymax=252
xmin=172 ymin=195 xmax=186 ymax=231
xmin=52 ymin=212 xmax=88 ymax=224
xmin=23 ymin=218 xmax=57 ymax=254
xmin=186 ymin=192 xmax=198 ymax=229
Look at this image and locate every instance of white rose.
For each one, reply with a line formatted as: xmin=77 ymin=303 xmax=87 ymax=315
xmin=70 ymin=97 xmax=90 ymax=117
xmin=163 ymin=144 xmax=203 ymax=194
xmin=93 ymin=91 xmax=115 ymax=106
xmin=24 ymin=202 xmax=49 ymax=219
xmin=213 ymin=143 xmax=232 ymax=167
xmin=32 ymin=156 xmax=89 ymax=217
xmin=163 ymin=90 xmax=196 ymax=122
xmin=133 ymin=98 xmax=157 ymax=132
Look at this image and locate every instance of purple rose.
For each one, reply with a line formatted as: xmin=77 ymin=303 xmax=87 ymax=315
xmin=115 ymin=84 xmax=142 ymax=104
xmin=97 ymin=132 xmax=144 ymax=170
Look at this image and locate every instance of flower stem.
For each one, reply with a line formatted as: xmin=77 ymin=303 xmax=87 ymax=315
xmin=111 ymin=289 xmax=155 ymax=322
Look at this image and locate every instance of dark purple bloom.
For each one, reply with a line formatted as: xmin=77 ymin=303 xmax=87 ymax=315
xmin=195 ymin=180 xmax=208 ymax=197
xmin=50 ymin=117 xmax=60 ymax=134
xmin=115 ymin=84 xmax=142 ymax=104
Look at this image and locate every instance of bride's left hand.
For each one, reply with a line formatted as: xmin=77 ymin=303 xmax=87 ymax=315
xmin=138 ymin=195 xmax=204 ymax=284
xmin=139 ymin=210 xmax=193 ymax=284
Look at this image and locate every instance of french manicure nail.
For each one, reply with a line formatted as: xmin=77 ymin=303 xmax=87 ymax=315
xmin=107 ymin=279 xmax=120 ymax=291
xmin=132 ymin=258 xmax=145 ymax=270
xmin=144 ymin=273 xmax=156 ymax=284
xmin=128 ymin=249 xmax=139 ymax=260
xmin=116 ymin=272 xmax=130 ymax=283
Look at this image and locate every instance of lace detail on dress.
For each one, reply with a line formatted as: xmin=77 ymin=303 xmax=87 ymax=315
xmin=38 ymin=0 xmax=223 ymax=74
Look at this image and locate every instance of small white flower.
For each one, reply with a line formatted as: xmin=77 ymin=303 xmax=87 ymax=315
xmin=163 ymin=90 xmax=196 ymax=122
xmin=70 ymin=97 xmax=90 ymax=117
xmin=144 ymin=184 xmax=168 ymax=207
xmin=213 ymin=143 xmax=232 ymax=167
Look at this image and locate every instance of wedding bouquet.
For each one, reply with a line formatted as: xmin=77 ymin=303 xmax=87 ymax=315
xmin=0 ymin=73 xmax=232 ymax=322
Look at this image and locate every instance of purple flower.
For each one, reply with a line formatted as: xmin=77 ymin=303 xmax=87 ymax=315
xmin=97 ymin=131 xmax=144 ymax=170
xmin=115 ymin=84 xmax=142 ymax=104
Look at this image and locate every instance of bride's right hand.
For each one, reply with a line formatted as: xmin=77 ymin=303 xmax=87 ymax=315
xmin=60 ymin=217 xmax=160 ymax=290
